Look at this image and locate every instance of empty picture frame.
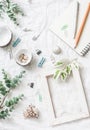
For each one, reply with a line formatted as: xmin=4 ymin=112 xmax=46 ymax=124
xmin=41 ymin=64 xmax=89 ymax=126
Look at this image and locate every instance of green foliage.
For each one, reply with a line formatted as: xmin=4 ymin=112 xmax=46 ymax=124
xmin=2 ymin=69 xmax=25 ymax=89
xmin=55 ymin=61 xmax=63 ymax=67
xmin=0 ymin=69 xmax=25 ymax=119
xmin=65 ymin=65 xmax=72 ymax=75
xmin=5 ymin=94 xmax=24 ymax=107
xmin=54 ymin=61 xmax=79 ymax=81
xmin=0 ymin=0 xmax=24 ymax=25
xmin=60 ymin=71 xmax=67 ymax=80
xmin=0 ymin=81 xmax=7 ymax=95
xmin=54 ymin=70 xmax=61 ymax=79
xmin=0 ymin=109 xmax=10 ymax=119
xmin=0 ymin=94 xmax=24 ymax=119
xmin=61 ymin=24 xmax=68 ymax=31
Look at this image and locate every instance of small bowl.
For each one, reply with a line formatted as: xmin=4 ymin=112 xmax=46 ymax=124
xmin=15 ymin=49 xmax=32 ymax=66
xmin=0 ymin=25 xmax=12 ymax=47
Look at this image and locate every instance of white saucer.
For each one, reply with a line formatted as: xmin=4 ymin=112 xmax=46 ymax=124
xmin=0 ymin=26 xmax=12 ymax=47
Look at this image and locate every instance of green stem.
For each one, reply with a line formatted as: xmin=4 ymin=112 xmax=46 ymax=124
xmin=0 ymin=88 xmax=11 ymax=109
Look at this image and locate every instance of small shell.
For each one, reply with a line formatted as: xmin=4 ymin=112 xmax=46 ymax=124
xmin=23 ymin=55 xmax=28 ymax=60
xmin=53 ymin=46 xmax=61 ymax=55
xmin=21 ymin=59 xmax=26 ymax=63
xmin=19 ymin=53 xmax=28 ymax=63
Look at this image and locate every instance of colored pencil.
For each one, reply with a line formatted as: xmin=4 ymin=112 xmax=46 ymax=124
xmin=75 ymin=3 xmax=90 ymax=48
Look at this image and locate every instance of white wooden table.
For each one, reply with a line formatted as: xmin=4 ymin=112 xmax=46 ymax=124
xmin=0 ymin=0 xmax=90 ymax=130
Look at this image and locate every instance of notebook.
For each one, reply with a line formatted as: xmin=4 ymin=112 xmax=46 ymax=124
xmin=50 ymin=0 xmax=90 ymax=56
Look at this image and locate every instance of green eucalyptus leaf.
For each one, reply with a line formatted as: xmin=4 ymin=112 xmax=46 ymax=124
xmin=0 ymin=0 xmax=24 ymax=25
xmin=0 ymin=109 xmax=9 ymax=119
xmin=0 ymin=69 xmax=25 ymax=119
xmin=6 ymin=0 xmax=10 ymax=3
xmin=5 ymin=101 xmax=9 ymax=107
xmin=5 ymin=94 xmax=24 ymax=109
xmin=1 ymin=91 xmax=7 ymax=96
xmin=0 ymin=83 xmax=7 ymax=95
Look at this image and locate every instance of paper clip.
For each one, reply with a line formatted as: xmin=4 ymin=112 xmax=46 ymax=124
xmin=38 ymin=57 xmax=46 ymax=67
xmin=12 ymin=38 xmax=21 ymax=47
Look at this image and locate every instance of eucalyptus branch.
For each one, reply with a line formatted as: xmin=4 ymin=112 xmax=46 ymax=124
xmin=0 ymin=0 xmax=24 ymax=25
xmin=0 ymin=69 xmax=25 ymax=119
xmin=0 ymin=88 xmax=11 ymax=109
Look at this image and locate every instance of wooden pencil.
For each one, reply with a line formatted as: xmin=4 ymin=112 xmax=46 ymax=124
xmin=75 ymin=3 xmax=90 ymax=48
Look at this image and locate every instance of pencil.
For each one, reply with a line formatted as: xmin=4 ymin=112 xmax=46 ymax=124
xmin=75 ymin=3 xmax=90 ymax=48
xmin=73 ymin=1 xmax=79 ymax=38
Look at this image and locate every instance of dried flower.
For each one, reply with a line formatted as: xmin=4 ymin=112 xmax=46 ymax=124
xmin=24 ymin=105 xmax=39 ymax=118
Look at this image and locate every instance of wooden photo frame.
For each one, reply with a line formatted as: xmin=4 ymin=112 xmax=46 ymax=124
xmin=41 ymin=64 xmax=89 ymax=126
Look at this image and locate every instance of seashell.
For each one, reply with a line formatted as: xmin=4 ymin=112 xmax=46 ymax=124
xmin=53 ymin=46 xmax=61 ymax=55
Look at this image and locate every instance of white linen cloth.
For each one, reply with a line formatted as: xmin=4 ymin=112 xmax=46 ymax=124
xmin=0 ymin=0 xmax=90 ymax=130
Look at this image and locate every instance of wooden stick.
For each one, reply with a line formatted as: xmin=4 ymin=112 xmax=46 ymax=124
xmin=75 ymin=3 xmax=90 ymax=48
